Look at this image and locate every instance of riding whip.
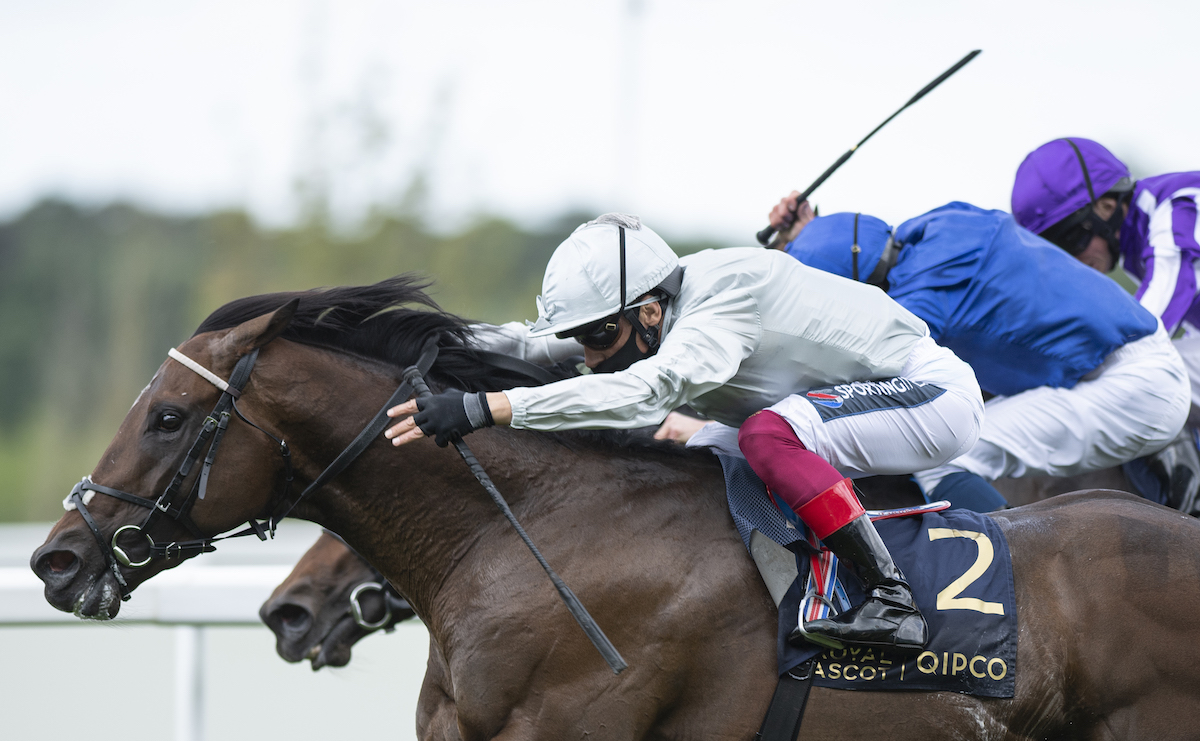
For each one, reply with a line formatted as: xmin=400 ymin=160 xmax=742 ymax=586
xmin=755 ymin=49 xmax=982 ymax=246
xmin=402 ymin=366 xmax=629 ymax=675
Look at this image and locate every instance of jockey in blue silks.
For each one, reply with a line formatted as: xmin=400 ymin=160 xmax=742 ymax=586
xmin=1012 ymin=138 xmax=1200 ymax=511
xmin=780 ymin=199 xmax=1189 ymax=511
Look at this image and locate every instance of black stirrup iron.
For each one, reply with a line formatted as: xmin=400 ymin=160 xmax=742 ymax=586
xmin=402 ymin=364 xmax=628 ymax=675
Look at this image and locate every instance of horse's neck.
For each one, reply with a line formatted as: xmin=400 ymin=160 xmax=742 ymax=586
xmin=270 ymin=344 xmax=729 ymax=635
xmin=329 ymin=430 xmax=717 ymax=618
xmin=262 ymin=347 xmax=491 ymax=613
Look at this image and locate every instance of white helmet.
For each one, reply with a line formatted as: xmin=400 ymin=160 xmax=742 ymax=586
xmin=528 ymin=213 xmax=680 ymax=338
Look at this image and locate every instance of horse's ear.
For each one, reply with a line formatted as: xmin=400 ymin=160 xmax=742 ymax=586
xmin=217 ymin=299 xmax=300 ymax=359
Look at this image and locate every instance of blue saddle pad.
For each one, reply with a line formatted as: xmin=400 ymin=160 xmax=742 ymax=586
xmin=719 ymin=455 xmax=1018 ymax=698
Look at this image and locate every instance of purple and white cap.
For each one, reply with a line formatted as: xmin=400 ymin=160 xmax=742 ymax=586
xmin=1011 ymin=138 xmax=1130 ymax=234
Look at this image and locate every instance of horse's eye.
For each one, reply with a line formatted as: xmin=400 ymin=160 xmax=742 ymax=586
xmin=157 ymin=412 xmax=183 ymax=432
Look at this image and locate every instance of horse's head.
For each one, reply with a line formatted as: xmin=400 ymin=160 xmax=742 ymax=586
xmin=30 ymin=274 xmax=556 ymax=623
xmin=30 ymin=301 xmax=299 ymax=619
xmin=260 ymin=530 xmax=415 ymax=670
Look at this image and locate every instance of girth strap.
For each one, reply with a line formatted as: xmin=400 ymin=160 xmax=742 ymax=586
xmin=754 ymin=661 xmax=816 ymax=741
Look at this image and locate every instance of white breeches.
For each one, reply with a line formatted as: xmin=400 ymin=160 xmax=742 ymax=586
xmin=690 ymin=335 xmax=985 ymax=478
xmin=914 ymin=326 xmax=1189 ymax=491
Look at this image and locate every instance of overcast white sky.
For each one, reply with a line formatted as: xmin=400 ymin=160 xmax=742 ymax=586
xmin=1 ymin=0 xmax=1197 ymax=242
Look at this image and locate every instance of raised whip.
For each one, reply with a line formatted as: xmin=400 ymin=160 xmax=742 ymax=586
xmin=756 ymin=49 xmax=982 ymax=247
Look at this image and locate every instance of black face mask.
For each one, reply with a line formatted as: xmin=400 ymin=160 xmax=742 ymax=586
xmin=1041 ymin=138 xmax=1130 ymax=269
xmin=1041 ymin=201 xmax=1125 ymax=267
xmin=591 ymin=312 xmax=660 ymax=374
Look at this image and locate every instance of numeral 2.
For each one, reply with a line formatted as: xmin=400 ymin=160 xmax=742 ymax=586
xmin=926 ymin=528 xmax=1004 ymax=615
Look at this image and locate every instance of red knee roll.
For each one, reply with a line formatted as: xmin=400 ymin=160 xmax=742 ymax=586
xmin=795 ymin=479 xmax=865 ymax=540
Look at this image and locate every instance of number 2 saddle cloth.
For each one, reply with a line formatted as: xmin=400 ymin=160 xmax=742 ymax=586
xmin=718 ymin=454 xmax=1018 ymax=698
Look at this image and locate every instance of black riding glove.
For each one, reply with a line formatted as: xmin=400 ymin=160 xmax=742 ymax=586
xmin=413 ymin=391 xmax=495 ymax=447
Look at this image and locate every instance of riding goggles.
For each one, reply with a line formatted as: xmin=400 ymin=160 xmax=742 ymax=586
xmin=1042 ymin=139 xmax=1133 ymax=262
xmin=555 ymin=295 xmax=661 ymax=350
xmin=558 ymin=314 xmax=622 ymax=349
xmin=1040 ymin=197 xmax=1127 ymax=257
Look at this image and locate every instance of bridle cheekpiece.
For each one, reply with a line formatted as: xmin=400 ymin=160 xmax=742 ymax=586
xmin=65 ymin=347 xmax=284 ymax=599
xmin=65 ymin=338 xmax=439 ymax=601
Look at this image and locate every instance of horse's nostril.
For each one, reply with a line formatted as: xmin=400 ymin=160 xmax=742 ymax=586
xmin=46 ymin=551 xmax=76 ymax=573
xmin=276 ymin=604 xmax=311 ymax=629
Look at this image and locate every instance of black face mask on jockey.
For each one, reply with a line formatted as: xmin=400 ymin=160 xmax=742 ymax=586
xmin=592 ymin=308 xmax=661 ymax=374
xmin=1041 ymin=198 xmax=1127 ymax=264
xmin=1040 ymin=138 xmax=1133 ymax=269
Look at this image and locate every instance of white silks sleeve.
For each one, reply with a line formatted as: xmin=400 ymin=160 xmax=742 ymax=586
xmin=503 ymin=289 xmax=761 ymax=431
xmin=469 ymin=322 xmax=584 ymax=366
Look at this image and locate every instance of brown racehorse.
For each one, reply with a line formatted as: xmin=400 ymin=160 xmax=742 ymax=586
xmin=259 ymin=530 xmax=416 ymax=670
xmin=265 ymin=473 xmax=1138 ymax=671
xmin=262 ymin=531 xmax=455 ymax=740
xmin=260 ymin=473 xmax=1140 ymax=739
xmin=30 ymin=278 xmax=1200 ymax=739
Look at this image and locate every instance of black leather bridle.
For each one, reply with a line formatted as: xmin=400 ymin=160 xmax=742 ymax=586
xmin=65 ymin=337 xmax=439 ymax=601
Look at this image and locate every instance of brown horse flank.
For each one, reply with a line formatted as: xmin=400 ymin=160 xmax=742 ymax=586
xmin=264 ymin=474 xmax=1139 ymax=673
xmin=260 ymin=530 xmax=416 ymax=669
xmin=262 ymin=479 xmax=1139 ymax=671
xmin=31 ymin=278 xmax=1200 ymax=739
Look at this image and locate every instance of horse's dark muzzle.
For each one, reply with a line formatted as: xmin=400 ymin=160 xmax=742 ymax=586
xmin=31 ymin=537 xmax=87 ymax=608
xmin=31 ymin=540 xmax=124 ymax=619
xmin=260 ymin=599 xmax=317 ymax=662
xmin=311 ymin=613 xmax=364 ymax=671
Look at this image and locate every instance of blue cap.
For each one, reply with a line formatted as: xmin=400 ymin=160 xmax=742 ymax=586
xmin=784 ymin=212 xmax=893 ymax=282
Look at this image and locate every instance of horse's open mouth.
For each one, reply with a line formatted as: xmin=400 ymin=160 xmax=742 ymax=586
xmin=310 ymin=612 xmax=367 ymax=671
xmin=71 ymin=571 xmax=121 ymax=620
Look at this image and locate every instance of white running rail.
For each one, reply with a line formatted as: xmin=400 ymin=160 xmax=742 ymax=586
xmin=1 ymin=521 xmax=324 ymax=741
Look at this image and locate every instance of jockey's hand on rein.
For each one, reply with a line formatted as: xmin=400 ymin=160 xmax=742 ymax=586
xmin=413 ymin=391 xmax=495 ymax=447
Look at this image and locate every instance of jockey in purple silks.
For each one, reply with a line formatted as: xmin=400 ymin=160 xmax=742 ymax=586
xmin=1013 ymin=138 xmax=1200 ymax=513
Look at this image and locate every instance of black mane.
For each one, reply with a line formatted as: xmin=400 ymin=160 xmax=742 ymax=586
xmin=194 ymin=274 xmax=714 ymax=461
xmin=194 ymin=274 xmax=534 ymax=393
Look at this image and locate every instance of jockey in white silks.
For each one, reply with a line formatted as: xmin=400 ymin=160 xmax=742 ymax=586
xmin=384 ymin=213 xmax=986 ymax=651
